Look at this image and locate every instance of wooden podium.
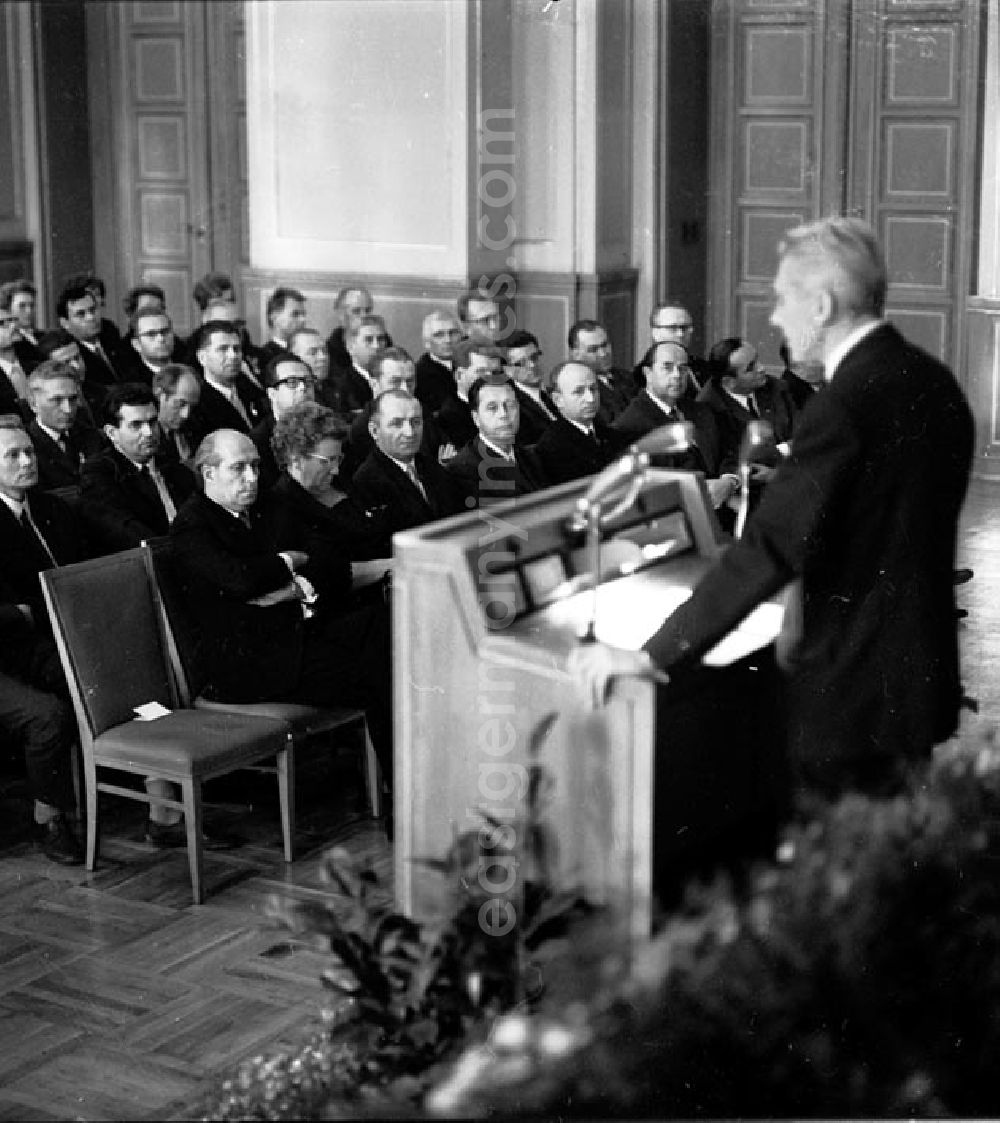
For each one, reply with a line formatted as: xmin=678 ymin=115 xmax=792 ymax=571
xmin=391 ymin=471 xmax=783 ymax=943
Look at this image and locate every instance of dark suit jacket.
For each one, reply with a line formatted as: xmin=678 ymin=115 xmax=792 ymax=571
xmin=433 ymin=393 xmax=477 ymax=450
xmin=79 ymin=445 xmax=195 ymax=553
xmin=351 ymin=447 xmax=466 ymax=534
xmin=327 ymin=362 xmax=374 ymax=415
xmin=188 ymin=374 xmax=270 ymax=448
xmin=644 ymin=324 xmax=974 ymax=792
xmin=611 ymin=390 xmax=723 ymax=476
xmin=445 ymin=436 xmax=544 ymax=507
xmin=168 ymin=491 xmax=305 ymax=702
xmin=114 ymin=348 xmax=163 ymax=387
xmin=696 ymin=377 xmax=796 ymax=472
xmin=781 ymin=370 xmax=823 ymax=416
xmin=0 ymin=367 xmax=29 ymax=420
xmin=28 ymin=420 xmax=106 ymax=491
xmin=530 ymin=416 xmax=626 ymax=486
xmin=341 ymin=401 xmax=443 ymax=482
xmin=0 ymin=489 xmax=90 ymax=626
xmin=511 ymin=384 xmax=558 ymax=447
xmin=595 ymin=367 xmax=641 ymax=426
xmin=77 ymin=339 xmax=122 ymax=387
xmin=414 ymin=353 xmax=455 ymax=414
xmin=13 ymin=337 xmax=43 ymax=373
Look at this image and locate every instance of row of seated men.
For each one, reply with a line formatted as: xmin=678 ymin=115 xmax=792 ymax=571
xmin=0 ymin=277 xmax=822 ymax=867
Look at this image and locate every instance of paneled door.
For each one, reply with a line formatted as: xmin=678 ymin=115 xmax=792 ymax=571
xmin=708 ymin=0 xmax=982 ymax=372
xmin=89 ymin=1 xmax=213 ymax=336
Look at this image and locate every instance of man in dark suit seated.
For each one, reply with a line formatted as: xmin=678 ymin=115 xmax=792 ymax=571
xmin=56 ymin=280 xmax=124 ymax=387
xmin=79 ymin=383 xmax=195 ymax=553
xmin=27 ymin=360 xmax=105 ymax=491
xmin=446 ymin=377 xmax=544 ymax=507
xmin=250 ymin=354 xmax=317 ymax=490
xmin=1 ymin=280 xmax=43 ymax=372
xmin=0 ymin=419 xmax=84 ymax=864
xmin=572 ymin=216 xmax=975 ymax=803
xmin=341 ymin=347 xmax=443 ymax=480
xmin=168 ymin=428 xmax=393 ymax=791
xmin=328 ymin=315 xmax=390 ymax=415
xmin=288 ymin=327 xmax=337 ymax=409
xmin=531 ymin=360 xmax=627 ymax=486
xmin=326 ymin=286 xmax=390 ymax=370
xmin=631 ymin=300 xmax=709 ymax=399
xmin=34 ymin=330 xmax=102 ymax=425
xmin=187 ymin=320 xmax=270 ymax=449
xmin=257 ymin=286 xmax=307 ymax=369
xmin=503 ymin=329 xmax=558 ymax=447
xmin=433 ymin=339 xmax=506 ymax=456
xmin=613 ymin=340 xmax=740 ymax=514
xmin=0 ymin=299 xmax=31 ymax=419
xmin=352 ymin=390 xmax=466 ymax=533
xmin=152 ymin=363 xmax=201 ymax=466
xmin=415 ymin=311 xmax=463 ymax=413
xmin=569 ymin=319 xmax=641 ymax=425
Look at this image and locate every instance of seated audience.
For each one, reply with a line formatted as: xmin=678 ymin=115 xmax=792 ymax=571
xmin=434 ymin=339 xmax=506 ymax=453
xmin=57 ymin=280 xmax=124 ymax=386
xmin=258 ymin=286 xmax=307 ymax=367
xmin=251 ymin=353 xmax=317 ymax=489
xmin=0 ymin=420 xmax=84 ymax=865
xmin=152 ymin=363 xmax=201 ymax=465
xmin=569 ymin=318 xmax=640 ymax=425
xmin=79 ymin=383 xmax=195 ymax=553
xmin=186 ymin=273 xmax=262 ymax=384
xmin=613 ymin=341 xmax=739 ymax=516
xmin=187 ymin=319 xmax=269 ymax=448
xmin=457 ymin=288 xmax=504 ymax=345
xmin=779 ymin=340 xmax=825 ymax=414
xmin=445 ymin=376 xmax=544 ymax=506
xmin=27 ymin=360 xmax=104 ymax=490
xmin=352 ymin=390 xmax=466 ymax=532
xmin=36 ymin=329 xmax=101 ymax=422
xmin=415 ymin=310 xmax=463 ymax=413
xmin=168 ymin=428 xmax=394 ymax=788
xmin=329 ymin=314 xmax=389 ymax=414
xmin=64 ymin=272 xmax=122 ymax=358
xmin=531 ymin=360 xmax=628 ymax=485
xmin=503 ymin=329 xmax=558 ymax=445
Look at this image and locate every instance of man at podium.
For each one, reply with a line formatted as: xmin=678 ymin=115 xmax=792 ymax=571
xmin=570 ymin=217 xmax=974 ymax=803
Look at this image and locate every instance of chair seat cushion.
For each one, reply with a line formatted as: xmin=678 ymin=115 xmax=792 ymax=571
xmin=92 ymin=709 xmax=288 ymax=778
xmin=194 ymin=697 xmax=365 ymax=738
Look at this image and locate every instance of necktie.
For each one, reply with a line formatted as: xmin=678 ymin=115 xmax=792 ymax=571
xmin=747 ymin=395 xmax=759 ymax=418
xmin=229 ymin=390 xmax=251 ymax=428
xmin=174 ymin=430 xmax=192 ymax=461
xmin=20 ymin=506 xmax=58 ymax=568
xmin=146 ymin=463 xmax=178 ymax=523
xmin=405 ymin=463 xmax=428 ymax=502
xmin=6 ymin=360 xmax=30 ymax=401
xmin=93 ymin=341 xmax=114 ymax=374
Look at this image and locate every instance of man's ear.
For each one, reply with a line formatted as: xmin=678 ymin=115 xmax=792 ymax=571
xmin=103 ymin=424 xmax=117 ymax=443
xmin=132 ymin=335 xmax=142 ymax=354
xmin=815 ymin=286 xmax=835 ymax=329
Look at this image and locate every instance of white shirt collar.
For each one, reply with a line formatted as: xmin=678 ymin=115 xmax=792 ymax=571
xmin=428 ymin=353 xmax=451 ymax=370
xmin=205 ymin=374 xmax=239 ymax=400
xmin=479 ymin=435 xmax=515 ymax=461
xmin=565 ymin=417 xmax=594 ymax=437
xmin=0 ymin=491 xmax=24 ymax=518
xmin=385 ymin=452 xmax=417 ymax=475
xmin=825 ymin=319 xmax=885 ymax=382
xmin=38 ymin=422 xmax=66 ymax=444
xmin=646 ymin=391 xmax=681 ymax=418
xmin=724 ymin=388 xmax=755 ymax=410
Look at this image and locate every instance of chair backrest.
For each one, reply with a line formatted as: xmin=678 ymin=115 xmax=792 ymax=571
xmin=141 ymin=536 xmax=204 ymax=705
xmin=40 ymin=548 xmax=180 ymax=739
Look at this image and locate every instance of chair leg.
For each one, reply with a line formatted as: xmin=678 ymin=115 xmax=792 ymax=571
xmin=363 ymin=725 xmax=382 ymax=820
xmin=276 ymin=736 xmax=295 ymax=863
xmin=181 ymin=778 xmax=205 ymax=905
xmin=84 ymin=756 xmax=99 ymax=872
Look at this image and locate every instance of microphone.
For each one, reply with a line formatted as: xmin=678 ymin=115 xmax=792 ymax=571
xmin=734 ymin=419 xmax=775 ymax=538
xmin=581 ymin=421 xmax=694 ymax=508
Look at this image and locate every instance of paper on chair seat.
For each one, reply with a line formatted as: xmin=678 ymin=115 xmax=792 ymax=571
xmin=134 ymin=701 xmax=172 ymax=721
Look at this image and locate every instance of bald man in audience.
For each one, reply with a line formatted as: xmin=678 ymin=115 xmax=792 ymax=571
xmin=445 ymin=376 xmax=544 ymax=506
xmin=632 ymin=300 xmax=707 ymax=397
xmin=531 ymin=360 xmax=627 ymax=485
xmin=80 ymin=382 xmax=195 ymax=553
xmin=415 ymin=310 xmax=463 ymax=413
xmin=153 ymin=363 xmax=201 ymax=465
xmin=352 ymin=390 xmax=465 ymax=533
xmin=27 ymin=360 xmax=105 ymax=490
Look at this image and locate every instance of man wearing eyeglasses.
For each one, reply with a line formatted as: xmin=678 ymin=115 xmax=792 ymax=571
xmin=633 ymin=300 xmax=708 ymax=398
xmin=457 ymin=290 xmax=506 ymax=346
xmin=118 ymin=308 xmax=177 ymax=385
xmin=503 ymin=329 xmax=559 ymax=446
xmin=251 ymin=354 xmax=317 ymax=489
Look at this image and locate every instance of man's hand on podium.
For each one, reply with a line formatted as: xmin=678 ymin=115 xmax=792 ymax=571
xmin=568 ymin=643 xmax=668 ymax=710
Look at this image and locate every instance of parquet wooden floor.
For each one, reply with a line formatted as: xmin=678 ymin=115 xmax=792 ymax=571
xmin=0 ymin=479 xmax=997 ymax=1121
